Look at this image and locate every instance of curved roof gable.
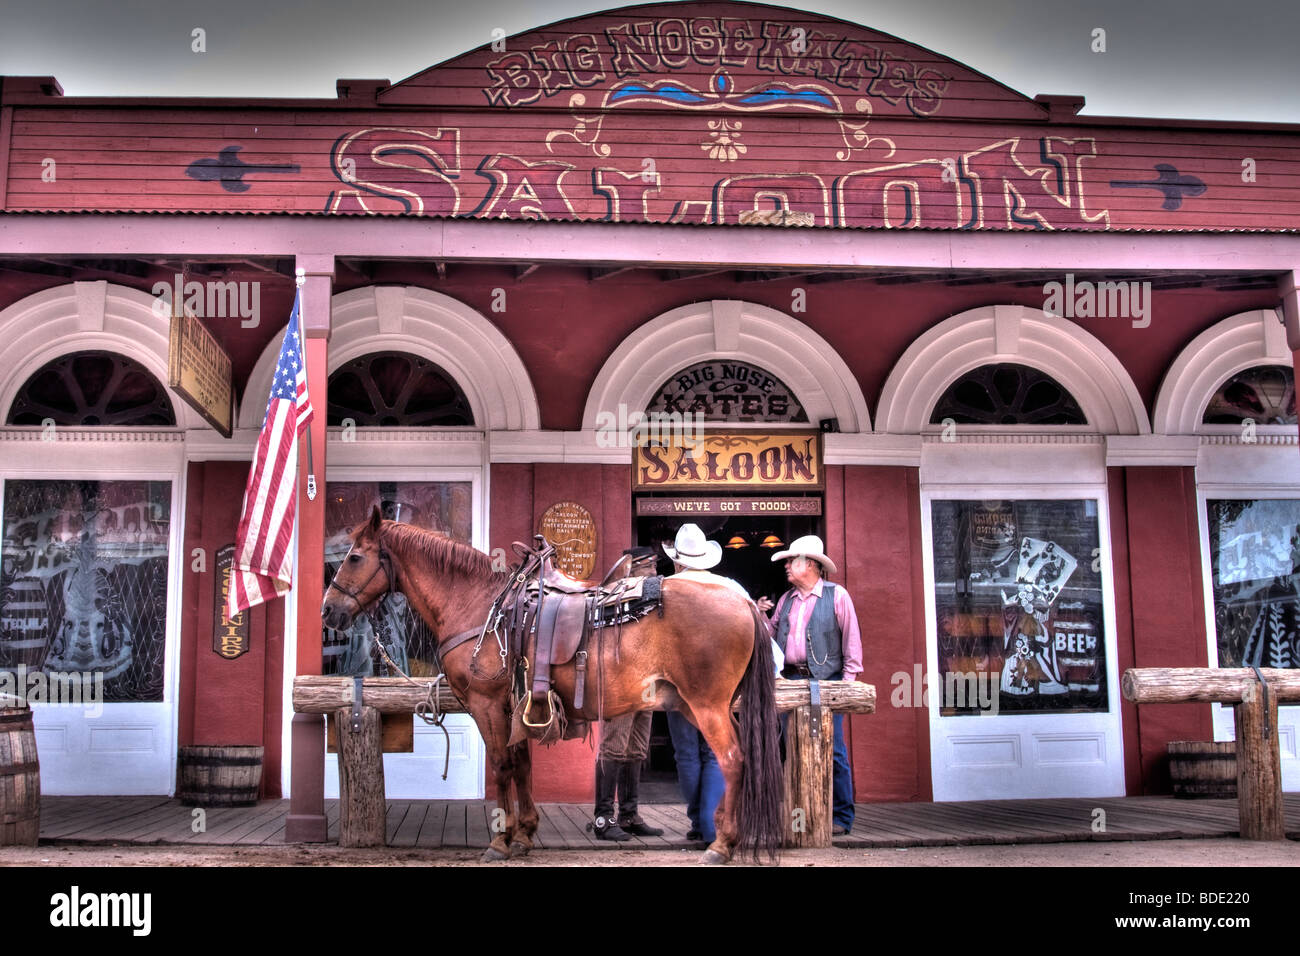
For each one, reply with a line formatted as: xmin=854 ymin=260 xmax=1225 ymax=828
xmin=379 ymin=1 xmax=1048 ymax=122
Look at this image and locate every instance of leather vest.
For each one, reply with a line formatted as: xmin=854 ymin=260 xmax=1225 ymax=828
xmin=775 ymin=582 xmax=843 ymax=680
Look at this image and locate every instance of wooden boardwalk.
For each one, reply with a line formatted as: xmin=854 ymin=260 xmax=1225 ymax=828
xmin=22 ymin=793 xmax=1300 ymax=850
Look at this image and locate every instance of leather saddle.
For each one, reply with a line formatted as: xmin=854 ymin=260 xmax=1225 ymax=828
xmin=499 ymin=538 xmax=661 ymax=744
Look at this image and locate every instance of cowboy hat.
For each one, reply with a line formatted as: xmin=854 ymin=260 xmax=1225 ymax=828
xmin=662 ymin=523 xmax=722 ymax=570
xmin=770 ymin=534 xmax=837 ymax=575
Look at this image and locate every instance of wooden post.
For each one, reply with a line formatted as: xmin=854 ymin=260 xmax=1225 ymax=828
xmin=1234 ymin=680 xmax=1284 ymax=840
xmin=286 ymin=256 xmax=334 ymax=843
xmin=783 ymin=705 xmax=834 ymax=848
xmin=332 ymin=704 xmax=386 ymax=847
xmin=1123 ymin=666 xmax=1297 ymax=842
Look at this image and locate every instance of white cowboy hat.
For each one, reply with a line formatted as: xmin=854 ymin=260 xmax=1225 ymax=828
xmin=663 ymin=523 xmax=722 ymax=570
xmin=770 ymin=534 xmax=837 ymax=575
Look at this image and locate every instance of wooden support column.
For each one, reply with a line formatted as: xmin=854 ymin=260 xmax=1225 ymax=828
xmin=285 ymin=254 xmax=333 ymax=843
xmin=1235 ymin=681 xmax=1284 ymax=840
xmin=783 ymin=705 xmax=834 ymax=848
xmin=332 ymin=704 xmax=386 ymax=847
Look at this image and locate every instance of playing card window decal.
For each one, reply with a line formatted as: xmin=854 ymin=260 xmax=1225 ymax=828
xmin=931 ymin=499 xmax=1108 ymax=715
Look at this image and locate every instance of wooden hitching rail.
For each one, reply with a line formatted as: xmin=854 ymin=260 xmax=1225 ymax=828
xmin=293 ymin=675 xmax=876 ymax=850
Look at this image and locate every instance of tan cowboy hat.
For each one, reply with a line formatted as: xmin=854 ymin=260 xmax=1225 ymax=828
xmin=770 ymin=534 xmax=837 ymax=575
xmin=663 ymin=523 xmax=722 ymax=570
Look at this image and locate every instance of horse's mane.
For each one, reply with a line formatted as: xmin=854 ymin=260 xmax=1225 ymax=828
xmin=379 ymin=521 xmax=506 ymax=583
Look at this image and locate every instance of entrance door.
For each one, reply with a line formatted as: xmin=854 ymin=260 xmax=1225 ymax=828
xmin=634 ymin=509 xmax=820 ymax=780
xmin=924 ymin=495 xmax=1125 ymax=800
xmin=320 ymin=478 xmax=484 ymax=799
xmin=1 ymin=478 xmax=178 ymax=794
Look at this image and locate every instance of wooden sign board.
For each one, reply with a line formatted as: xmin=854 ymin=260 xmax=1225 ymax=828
xmin=636 ymin=497 xmax=822 ymax=516
xmin=212 ymin=544 xmax=250 ymax=660
xmin=634 ymin=431 xmax=822 ymax=492
xmin=538 ymin=501 xmax=598 ymax=580
xmin=168 ymin=310 xmax=234 ymax=437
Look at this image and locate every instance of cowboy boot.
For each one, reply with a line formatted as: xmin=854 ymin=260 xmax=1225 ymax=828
xmin=615 ymin=760 xmax=664 ymax=836
xmin=590 ymin=760 xmax=630 ymax=842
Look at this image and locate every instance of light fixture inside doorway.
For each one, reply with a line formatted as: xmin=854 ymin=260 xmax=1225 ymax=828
xmin=759 ymin=534 xmax=785 ymax=549
xmin=725 ymin=534 xmax=748 ymax=549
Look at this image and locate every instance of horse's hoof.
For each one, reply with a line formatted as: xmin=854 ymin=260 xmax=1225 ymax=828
xmin=509 ymin=840 xmax=532 ymax=857
xmin=699 ymin=848 xmax=730 ymax=865
xmin=480 ymin=845 xmax=511 ymax=863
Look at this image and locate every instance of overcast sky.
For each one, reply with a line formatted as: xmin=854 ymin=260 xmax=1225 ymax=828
xmin=1 ymin=0 xmax=1296 ymax=123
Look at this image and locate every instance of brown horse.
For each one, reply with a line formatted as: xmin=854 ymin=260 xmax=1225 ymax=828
xmin=320 ymin=506 xmax=784 ymax=864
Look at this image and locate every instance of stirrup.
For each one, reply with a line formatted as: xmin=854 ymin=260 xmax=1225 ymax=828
xmin=520 ymin=690 xmax=553 ymax=728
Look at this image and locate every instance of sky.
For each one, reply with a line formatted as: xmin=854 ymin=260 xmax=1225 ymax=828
xmin=0 ymin=0 xmax=1297 ymax=123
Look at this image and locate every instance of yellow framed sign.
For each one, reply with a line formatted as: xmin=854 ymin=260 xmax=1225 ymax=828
xmin=633 ymin=430 xmax=822 ymax=492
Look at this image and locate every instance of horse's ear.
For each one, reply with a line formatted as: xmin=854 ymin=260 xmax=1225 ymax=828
xmin=369 ymin=504 xmax=383 ymax=533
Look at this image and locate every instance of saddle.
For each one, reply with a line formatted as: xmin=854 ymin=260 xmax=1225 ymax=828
xmin=492 ymin=537 xmax=663 ymax=746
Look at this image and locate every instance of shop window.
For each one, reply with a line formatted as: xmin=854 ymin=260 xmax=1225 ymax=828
xmin=327 ymin=352 xmax=473 ymax=427
xmin=1202 ymin=365 xmax=1296 ymax=426
xmin=645 ymin=359 xmax=808 ymax=423
xmin=1206 ymin=499 xmax=1300 ymax=669
xmin=321 ymin=481 xmax=473 ymax=676
xmin=0 ymin=479 xmax=171 ymax=701
xmin=6 ymin=351 xmax=175 ymax=427
xmin=930 ymin=363 xmax=1086 ymax=425
xmin=930 ymin=499 xmax=1108 ymax=714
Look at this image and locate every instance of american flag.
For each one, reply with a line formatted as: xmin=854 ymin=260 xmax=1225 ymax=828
xmin=228 ymin=290 xmax=315 ymax=616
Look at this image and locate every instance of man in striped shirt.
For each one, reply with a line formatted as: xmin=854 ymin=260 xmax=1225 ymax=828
xmin=764 ymin=535 xmax=863 ymax=835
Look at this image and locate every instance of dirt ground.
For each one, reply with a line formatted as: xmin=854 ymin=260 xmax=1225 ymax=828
xmin=2 ymin=837 xmax=1298 ymax=867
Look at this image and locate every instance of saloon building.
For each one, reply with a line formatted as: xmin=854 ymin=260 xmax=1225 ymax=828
xmin=1 ymin=2 xmax=1298 ymax=830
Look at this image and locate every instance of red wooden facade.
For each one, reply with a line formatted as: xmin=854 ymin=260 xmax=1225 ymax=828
xmin=1 ymin=2 xmax=1298 ymax=815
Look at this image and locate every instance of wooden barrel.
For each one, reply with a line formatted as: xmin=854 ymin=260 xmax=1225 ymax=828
xmin=177 ymin=745 xmax=264 ymax=807
xmin=0 ymin=707 xmax=41 ymax=845
xmin=1168 ymin=740 xmax=1237 ymax=798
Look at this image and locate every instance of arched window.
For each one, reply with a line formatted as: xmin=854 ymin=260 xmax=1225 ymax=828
xmin=1202 ymin=365 xmax=1296 ymax=426
xmin=6 ymin=351 xmax=175 ymax=427
xmin=326 ymin=352 xmax=473 ymax=427
xmin=930 ymin=363 xmax=1087 ymax=426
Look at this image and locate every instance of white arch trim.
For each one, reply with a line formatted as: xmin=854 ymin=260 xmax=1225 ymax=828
xmin=0 ymin=281 xmax=205 ymax=430
xmin=1152 ymin=309 xmax=1291 ymax=435
xmin=581 ymin=300 xmax=871 ymax=433
xmin=876 ymin=304 xmax=1150 ymax=435
xmin=240 ymin=286 xmax=540 ymax=431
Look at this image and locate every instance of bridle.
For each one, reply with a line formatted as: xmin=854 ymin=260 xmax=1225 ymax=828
xmin=326 ymin=544 xmax=395 ymax=613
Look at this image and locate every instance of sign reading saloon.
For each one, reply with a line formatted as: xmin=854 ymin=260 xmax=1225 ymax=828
xmin=634 ymin=431 xmax=822 ymax=492
xmin=646 ymin=360 xmax=808 ymax=423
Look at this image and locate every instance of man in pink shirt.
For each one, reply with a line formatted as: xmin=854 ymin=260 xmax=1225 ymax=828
xmin=762 ymin=535 xmax=862 ymax=834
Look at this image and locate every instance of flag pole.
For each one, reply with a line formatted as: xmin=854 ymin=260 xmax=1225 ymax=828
xmin=297 ymin=268 xmax=317 ymax=501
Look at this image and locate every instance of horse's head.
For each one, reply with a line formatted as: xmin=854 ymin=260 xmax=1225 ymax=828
xmin=321 ymin=505 xmax=394 ymax=631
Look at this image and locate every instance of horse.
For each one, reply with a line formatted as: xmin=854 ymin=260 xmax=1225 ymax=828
xmin=320 ymin=506 xmax=784 ymax=864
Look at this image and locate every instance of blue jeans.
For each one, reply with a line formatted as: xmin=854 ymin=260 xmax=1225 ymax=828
xmin=780 ymin=685 xmax=855 ymax=831
xmin=666 ymin=710 xmax=725 ymax=842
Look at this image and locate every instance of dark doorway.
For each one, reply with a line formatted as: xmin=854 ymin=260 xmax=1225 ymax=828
xmin=633 ymin=507 xmax=821 ymax=800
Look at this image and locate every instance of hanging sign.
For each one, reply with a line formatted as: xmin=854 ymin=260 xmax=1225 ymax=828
xmin=538 ymin=501 xmax=598 ymax=581
xmin=168 ymin=310 xmax=234 ymax=437
xmin=213 ymin=544 xmax=250 ymax=659
xmin=633 ymin=431 xmax=822 ymax=492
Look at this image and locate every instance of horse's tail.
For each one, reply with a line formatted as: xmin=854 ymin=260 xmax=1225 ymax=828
xmin=736 ymin=604 xmax=784 ymax=862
